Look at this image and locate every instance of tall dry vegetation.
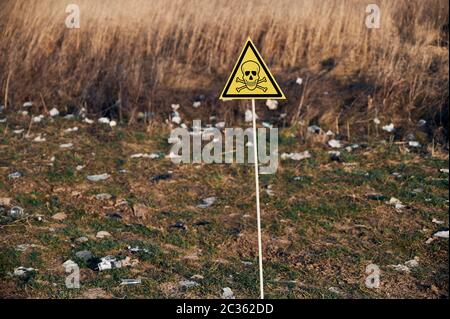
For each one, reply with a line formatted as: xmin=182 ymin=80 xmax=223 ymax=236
xmin=0 ymin=0 xmax=448 ymax=137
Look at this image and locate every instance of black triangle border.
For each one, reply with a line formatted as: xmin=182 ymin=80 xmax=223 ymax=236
xmin=221 ymin=41 xmax=284 ymax=99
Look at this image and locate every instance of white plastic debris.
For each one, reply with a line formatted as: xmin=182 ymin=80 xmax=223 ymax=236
xmin=32 ymin=115 xmax=45 ymax=123
xmin=87 ymin=173 xmax=110 ymax=182
xmin=23 ymin=101 xmax=33 ymax=108
xmin=433 ymin=230 xmax=449 ymax=239
xmin=120 ymin=279 xmax=142 ymax=286
xmin=418 ymin=119 xmax=427 ymax=127
xmin=33 ymin=135 xmax=46 ymax=143
xmin=64 ymin=114 xmax=75 ymax=120
xmin=13 ymin=267 xmax=35 ymax=278
xmin=0 ymin=118 xmax=6 ymax=123
xmin=198 ymin=197 xmax=217 ymax=208
xmin=96 ymin=231 xmax=112 ymax=239
xmin=215 ymin=121 xmax=226 ymax=129
xmin=171 ymin=112 xmax=182 ymax=125
xmin=13 ymin=129 xmax=24 ymax=134
xmin=404 ymin=257 xmax=420 ymax=268
xmin=179 ymin=280 xmax=199 ymax=289
xmin=83 ymin=118 xmax=94 ymax=124
xmin=109 ymin=121 xmax=117 ymax=128
xmin=76 ymin=165 xmax=85 ymax=171
xmin=49 ymin=107 xmax=60 ymax=117
xmin=8 ymin=172 xmax=22 ymax=179
xmin=266 ymin=99 xmax=278 ymax=110
xmin=382 ymin=123 xmax=395 ymax=133
xmin=266 ymin=185 xmax=275 ymax=197
xmin=16 ymin=244 xmax=39 ymax=252
xmin=388 ymin=197 xmax=405 ymax=210
xmin=432 ymin=218 xmax=444 ymax=225
xmin=328 ymin=139 xmax=342 ymax=149
xmin=262 ymin=122 xmax=273 ymax=129
xmin=221 ymin=287 xmax=235 ymax=299
xmin=408 ymin=141 xmax=421 ymax=148
xmin=130 ymin=153 xmax=160 ymax=159
xmin=440 ymin=169 xmax=449 ymax=174
xmin=245 ymin=109 xmax=257 ymax=122
xmin=281 ymin=151 xmax=311 ymax=161
xmin=296 ymin=77 xmax=303 ymax=85
xmin=193 ymin=101 xmax=201 ymax=108
xmin=374 ymin=118 xmax=381 ymax=125
xmin=59 ymin=143 xmax=73 ymax=149
xmin=95 ymin=193 xmax=112 ymax=200
xmin=97 ymin=256 xmax=136 ymax=271
xmin=98 ymin=117 xmax=110 ymax=124
xmin=171 ymin=104 xmax=180 ymax=111
xmin=64 ymin=127 xmax=79 ymax=133
xmin=9 ymin=206 xmax=25 ymax=219
xmin=307 ymin=125 xmax=321 ymax=134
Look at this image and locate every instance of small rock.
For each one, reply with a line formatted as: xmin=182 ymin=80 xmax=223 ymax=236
xmin=95 ymin=193 xmax=112 ymax=200
xmin=404 ymin=257 xmax=419 ymax=268
xmin=433 ymin=230 xmax=449 ymax=239
xmin=0 ymin=197 xmax=12 ymax=206
xmin=49 ymin=108 xmax=60 ymax=117
xmin=197 ymin=197 xmax=217 ymax=208
xmin=96 ymin=231 xmax=112 ymax=239
xmin=75 ymin=236 xmax=89 ymax=243
xmin=179 ymin=280 xmax=199 ymax=289
xmin=221 ymin=287 xmax=235 ymax=299
xmin=87 ymin=173 xmax=110 ymax=182
xmin=75 ymin=250 xmax=93 ymax=261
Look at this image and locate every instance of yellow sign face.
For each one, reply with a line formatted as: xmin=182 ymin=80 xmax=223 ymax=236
xmin=220 ymin=38 xmax=285 ymax=100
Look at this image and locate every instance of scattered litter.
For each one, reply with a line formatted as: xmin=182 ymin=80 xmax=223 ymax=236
xmin=425 ymin=237 xmax=436 ymax=245
xmin=179 ymin=280 xmax=199 ymax=289
xmin=109 ymin=120 xmax=117 ymax=128
xmin=60 ymin=143 xmax=73 ymax=149
xmin=120 ymin=279 xmax=142 ymax=286
xmin=76 ymin=165 xmax=85 ymax=171
xmin=307 ymin=125 xmax=321 ymax=134
xmin=265 ymin=185 xmax=275 ymax=196
xmin=64 ymin=114 xmax=75 ymax=120
xmin=197 ymin=197 xmax=217 ymax=208
xmin=266 ymin=100 xmax=278 ymax=110
xmin=98 ymin=117 xmax=110 ymax=124
xmin=32 ymin=115 xmax=45 ymax=123
xmin=87 ymin=173 xmax=110 ymax=182
xmin=432 ymin=218 xmax=444 ymax=225
xmin=374 ymin=118 xmax=381 ymax=125
xmin=245 ymin=109 xmax=257 ymax=122
xmin=33 ymin=135 xmax=46 ymax=143
xmin=13 ymin=267 xmax=35 ymax=278
xmin=296 ymin=77 xmax=303 ymax=85
xmin=328 ymin=287 xmax=342 ymax=295
xmin=325 ymin=130 xmax=334 ymax=136
xmin=75 ymin=250 xmax=93 ymax=261
xmin=171 ymin=112 xmax=182 ymax=124
xmin=221 ymin=287 xmax=235 ymax=299
xmin=9 ymin=206 xmax=25 ymax=219
xmin=49 ymin=107 xmax=60 ymax=117
xmin=193 ymin=101 xmax=201 ymax=108
xmin=0 ymin=118 xmax=6 ymax=123
xmin=23 ymin=101 xmax=33 ymax=108
xmin=412 ymin=188 xmax=423 ymax=194
xmin=433 ymin=230 xmax=449 ymax=239
xmin=8 ymin=172 xmax=22 ymax=179
xmin=52 ymin=212 xmax=67 ymax=221
xmin=440 ymin=169 xmax=449 ymax=174
xmin=83 ymin=118 xmax=94 ymax=124
xmin=408 ymin=141 xmax=421 ymax=148
xmin=389 ymin=264 xmax=411 ymax=273
xmin=64 ymin=127 xmax=79 ymax=133
xmin=328 ymin=139 xmax=342 ymax=149
xmin=170 ymin=222 xmax=187 ymax=230
xmin=382 ymin=123 xmax=395 ymax=133
xmin=16 ymin=244 xmax=39 ymax=252
xmin=97 ymin=256 xmax=137 ymax=271
xmin=95 ymin=193 xmax=112 ymax=200
xmin=262 ymin=122 xmax=273 ymax=129
xmin=171 ymin=104 xmax=180 ymax=111
xmin=13 ymin=129 xmax=24 ymax=134
xmin=404 ymin=257 xmax=420 ymax=268
xmin=281 ymin=151 xmax=311 ymax=161
xmin=19 ymin=111 xmax=28 ymax=116
xmin=418 ymin=119 xmax=427 ymax=127
xmin=388 ymin=197 xmax=406 ymax=210
xmin=96 ymin=231 xmax=112 ymax=239
xmin=150 ymin=173 xmax=172 ymax=183
xmin=127 ymin=246 xmax=149 ymax=254
xmin=241 ymin=261 xmax=253 ymax=266
xmin=130 ymin=153 xmax=161 ymax=159
xmin=191 ymin=274 xmax=204 ymax=280
xmin=329 ymin=151 xmax=341 ymax=162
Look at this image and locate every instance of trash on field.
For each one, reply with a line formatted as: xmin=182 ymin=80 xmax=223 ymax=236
xmin=193 ymin=101 xmax=201 ymax=108
xmin=221 ymin=287 xmax=235 ymax=299
xmin=170 ymin=221 xmax=187 ymax=230
xmin=76 ymin=165 xmax=85 ymax=171
xmin=95 ymin=193 xmax=112 ymax=200
xmin=197 ymin=197 xmax=217 ymax=208
xmin=374 ymin=118 xmax=380 ymax=125
xmin=75 ymin=250 xmax=93 ymax=261
xmin=87 ymin=173 xmax=110 ymax=182
xmin=98 ymin=117 xmax=110 ymax=124
xmin=262 ymin=122 xmax=273 ymax=129
xmin=281 ymin=151 xmax=311 ymax=161
xmin=265 ymin=185 xmax=275 ymax=196
xmin=130 ymin=153 xmax=161 ymax=159
xmin=0 ymin=118 xmax=6 ymax=123
xmin=382 ymin=123 xmax=395 ymax=133
xmin=83 ymin=118 xmax=94 ymax=124
xmin=266 ymin=99 xmax=278 ymax=110
xmin=33 ymin=135 xmax=46 ymax=143
xmin=307 ymin=125 xmax=321 ymax=134
xmin=418 ymin=119 xmax=427 ymax=127
xmin=32 ymin=115 xmax=45 ymax=123
xmin=64 ymin=127 xmax=79 ymax=133
xmin=433 ymin=230 xmax=449 ymax=239
xmin=150 ymin=173 xmax=172 ymax=183
xmin=23 ymin=101 xmax=33 ymax=108
xmin=329 ymin=151 xmax=341 ymax=161
xmin=388 ymin=197 xmax=405 ymax=210
xmin=171 ymin=104 xmax=180 ymax=111
xmin=64 ymin=114 xmax=75 ymax=120
xmin=9 ymin=206 xmax=25 ymax=219
xmin=328 ymin=139 xmax=342 ymax=148
xmin=296 ymin=77 xmax=303 ymax=85
xmin=13 ymin=129 xmax=24 ymax=134
xmin=49 ymin=107 xmax=60 ymax=117
xmin=96 ymin=231 xmax=112 ymax=239
xmin=245 ymin=109 xmax=257 ymax=122
xmin=432 ymin=218 xmax=444 ymax=225
xmin=179 ymin=280 xmax=199 ymax=289
xmin=97 ymin=256 xmax=137 ymax=271
xmin=13 ymin=267 xmax=36 ymax=278
xmin=171 ymin=112 xmax=182 ymax=124
xmin=109 ymin=120 xmax=117 ymax=127
xmin=404 ymin=257 xmax=420 ymax=268
xmin=8 ymin=172 xmax=22 ymax=179
xmin=408 ymin=141 xmax=421 ymax=148
xmin=215 ymin=121 xmax=226 ymax=129
xmin=60 ymin=143 xmax=73 ymax=149
xmin=120 ymin=279 xmax=142 ymax=286
xmin=127 ymin=246 xmax=149 ymax=254
xmin=440 ymin=168 xmax=449 ymax=174
xmin=62 ymin=260 xmax=78 ymax=269
xmin=16 ymin=244 xmax=39 ymax=252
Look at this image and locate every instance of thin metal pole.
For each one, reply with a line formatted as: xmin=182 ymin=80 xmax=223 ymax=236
xmin=251 ymin=98 xmax=264 ymax=299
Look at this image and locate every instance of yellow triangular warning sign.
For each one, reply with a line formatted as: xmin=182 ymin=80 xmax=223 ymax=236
xmin=220 ymin=38 xmax=285 ymax=100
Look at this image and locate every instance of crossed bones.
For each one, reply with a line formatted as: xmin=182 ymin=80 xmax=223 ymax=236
xmin=236 ymin=77 xmax=268 ymax=92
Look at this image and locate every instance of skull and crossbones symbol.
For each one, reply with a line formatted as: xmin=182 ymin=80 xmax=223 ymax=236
xmin=236 ymin=60 xmax=267 ymax=92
